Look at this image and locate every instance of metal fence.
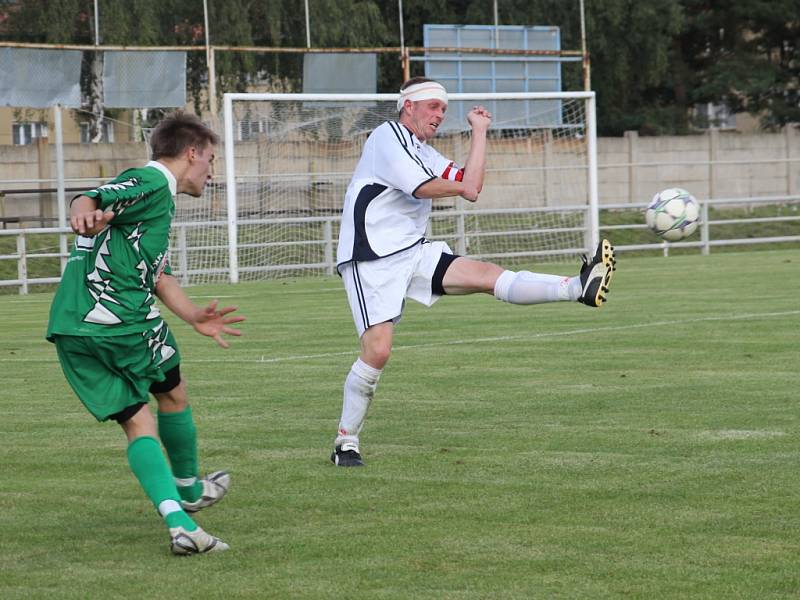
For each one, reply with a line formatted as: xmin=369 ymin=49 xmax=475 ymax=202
xmin=2 ymin=194 xmax=799 ymax=294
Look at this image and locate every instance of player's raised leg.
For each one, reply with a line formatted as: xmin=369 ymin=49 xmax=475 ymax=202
xmin=442 ymin=238 xmax=616 ymax=307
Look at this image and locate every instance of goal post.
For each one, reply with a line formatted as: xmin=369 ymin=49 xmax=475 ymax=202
xmin=215 ymin=91 xmax=598 ymax=285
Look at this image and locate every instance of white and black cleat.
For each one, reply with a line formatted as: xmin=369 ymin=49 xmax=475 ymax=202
xmin=169 ymin=525 xmax=229 ymax=556
xmin=330 ymin=442 xmax=365 ymax=467
xmin=181 ymin=470 xmax=230 ymax=513
xmin=577 ymin=239 xmax=616 ymax=308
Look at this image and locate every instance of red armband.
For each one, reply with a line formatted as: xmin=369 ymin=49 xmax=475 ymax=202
xmin=441 ymin=162 xmax=464 ymax=182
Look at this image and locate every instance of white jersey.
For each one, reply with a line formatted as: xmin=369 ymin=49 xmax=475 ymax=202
xmin=337 ymin=121 xmax=464 ymax=269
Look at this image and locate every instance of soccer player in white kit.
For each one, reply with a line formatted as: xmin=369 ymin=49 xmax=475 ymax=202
xmin=332 ymin=77 xmax=616 ymax=466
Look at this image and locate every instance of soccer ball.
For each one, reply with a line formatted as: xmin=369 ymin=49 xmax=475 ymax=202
xmin=645 ymin=188 xmax=700 ymax=241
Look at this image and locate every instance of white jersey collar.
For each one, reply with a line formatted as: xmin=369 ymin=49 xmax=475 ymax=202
xmin=146 ymin=160 xmax=178 ymax=196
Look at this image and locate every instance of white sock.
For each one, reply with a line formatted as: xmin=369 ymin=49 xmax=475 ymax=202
xmin=158 ymin=499 xmax=182 ymax=518
xmin=494 ymin=270 xmax=581 ymax=304
xmin=336 ymin=358 xmax=382 ymax=446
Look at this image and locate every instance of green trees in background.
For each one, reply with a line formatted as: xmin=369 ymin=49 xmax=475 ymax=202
xmin=2 ymin=0 xmax=797 ymax=135
xmin=678 ymin=0 xmax=800 ymax=132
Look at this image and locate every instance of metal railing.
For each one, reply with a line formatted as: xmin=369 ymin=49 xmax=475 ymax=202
xmin=2 ymin=195 xmax=799 ymax=294
xmin=602 ymin=195 xmax=800 ymax=256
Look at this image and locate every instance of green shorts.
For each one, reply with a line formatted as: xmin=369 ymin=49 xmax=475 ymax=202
xmin=53 ymin=327 xmax=181 ymax=422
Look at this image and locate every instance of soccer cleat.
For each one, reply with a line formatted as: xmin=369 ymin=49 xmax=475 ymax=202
xmin=181 ymin=471 xmax=230 ymax=513
xmin=330 ymin=442 xmax=365 ymax=467
xmin=169 ymin=525 xmax=229 ymax=556
xmin=577 ymin=239 xmax=616 ymax=307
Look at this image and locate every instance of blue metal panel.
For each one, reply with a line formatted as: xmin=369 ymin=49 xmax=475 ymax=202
xmin=421 ymin=24 xmax=564 ymax=129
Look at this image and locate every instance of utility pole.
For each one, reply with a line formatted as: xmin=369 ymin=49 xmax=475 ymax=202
xmin=204 ymin=0 xmax=217 ymax=116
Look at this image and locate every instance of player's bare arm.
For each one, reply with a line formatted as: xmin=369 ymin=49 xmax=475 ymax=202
xmin=461 ymin=105 xmax=492 ymax=197
xmin=155 ymin=274 xmax=245 ymax=348
xmin=414 ymin=107 xmax=490 ymax=203
xmin=69 ymin=194 xmax=115 ymax=235
xmin=415 ymin=178 xmax=478 ymax=202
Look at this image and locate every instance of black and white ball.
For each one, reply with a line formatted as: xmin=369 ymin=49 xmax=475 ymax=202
xmin=645 ymin=188 xmax=700 ymax=241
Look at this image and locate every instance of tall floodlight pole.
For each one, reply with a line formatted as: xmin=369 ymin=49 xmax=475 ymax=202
xmin=493 ymin=0 xmax=499 ymax=49
xmin=54 ymin=105 xmax=67 ymax=273
xmin=399 ymin=0 xmax=409 ymax=80
xmin=93 ymin=0 xmax=100 ymax=45
xmin=580 ymin=0 xmax=591 ymax=90
xmin=90 ymin=0 xmax=105 ymax=143
xmin=204 ymin=0 xmax=217 ymax=116
xmin=305 ymin=0 xmax=311 ymax=48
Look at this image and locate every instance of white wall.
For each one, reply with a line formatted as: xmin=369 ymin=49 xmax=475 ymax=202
xmin=1 ymin=127 xmax=798 ymax=221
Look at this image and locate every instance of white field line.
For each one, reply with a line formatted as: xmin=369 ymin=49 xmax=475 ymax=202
xmin=6 ymin=309 xmax=797 ymax=365
xmin=0 ymin=287 xmax=344 ymax=304
xmin=243 ymin=309 xmax=800 ymax=364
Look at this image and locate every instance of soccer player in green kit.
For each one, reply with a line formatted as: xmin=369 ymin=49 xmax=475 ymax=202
xmin=47 ymin=112 xmax=244 ymax=555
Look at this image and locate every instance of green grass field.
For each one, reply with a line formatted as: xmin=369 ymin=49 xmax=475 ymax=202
xmin=2 ymin=249 xmax=799 ymax=599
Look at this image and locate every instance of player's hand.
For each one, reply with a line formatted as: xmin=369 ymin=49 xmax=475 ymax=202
xmin=467 ymin=105 xmax=492 ymax=130
xmin=71 ymin=209 xmax=115 ymax=236
xmin=193 ymin=299 xmax=246 ymax=349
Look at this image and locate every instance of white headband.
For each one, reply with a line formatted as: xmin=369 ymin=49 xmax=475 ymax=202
xmin=397 ymin=81 xmax=448 ymax=112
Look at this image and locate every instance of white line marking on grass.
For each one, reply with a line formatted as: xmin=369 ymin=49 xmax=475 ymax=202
xmin=698 ymin=429 xmax=786 ymax=440
xmin=188 ymin=288 xmax=343 ymax=300
xmin=4 ymin=309 xmax=798 ymax=365
xmin=178 ymin=309 xmax=800 ymax=365
xmin=1 ymin=297 xmax=52 ymax=304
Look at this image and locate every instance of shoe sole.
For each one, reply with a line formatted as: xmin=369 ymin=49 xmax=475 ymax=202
xmin=591 ymin=239 xmax=616 ymax=307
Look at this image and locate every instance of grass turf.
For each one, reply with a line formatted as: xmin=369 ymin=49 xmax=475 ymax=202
xmin=1 ymin=248 xmax=799 ymax=599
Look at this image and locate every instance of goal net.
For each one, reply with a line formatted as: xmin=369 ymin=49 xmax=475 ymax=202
xmin=173 ymin=92 xmax=598 ymax=285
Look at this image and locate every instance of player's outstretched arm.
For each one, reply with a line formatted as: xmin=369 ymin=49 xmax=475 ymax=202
xmin=461 ymin=105 xmax=492 ymax=199
xmin=155 ymin=274 xmax=245 ymax=349
xmin=70 ymin=195 xmax=115 ymax=235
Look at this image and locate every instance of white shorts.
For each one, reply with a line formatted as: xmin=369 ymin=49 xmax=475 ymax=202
xmin=340 ymin=240 xmax=453 ymax=337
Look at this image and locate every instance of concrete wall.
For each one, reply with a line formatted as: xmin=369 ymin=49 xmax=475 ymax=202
xmin=1 ymin=127 xmax=798 ymax=221
xmin=615 ymin=128 xmax=799 ymax=204
xmin=0 ymin=141 xmax=149 ymax=222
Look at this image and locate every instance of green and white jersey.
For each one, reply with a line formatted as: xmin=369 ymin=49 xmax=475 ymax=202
xmin=47 ymin=161 xmax=178 ymax=340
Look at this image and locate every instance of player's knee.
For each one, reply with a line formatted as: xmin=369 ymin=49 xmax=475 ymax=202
xmin=158 ymin=388 xmax=187 ymax=410
xmin=361 ymin=338 xmax=392 ymax=369
xmin=364 ymin=346 xmax=391 ymax=369
xmin=480 ymin=262 xmax=506 ymax=290
xmin=441 ymin=257 xmax=503 ymax=294
xmin=361 ymin=323 xmax=393 ymax=368
xmin=151 ymin=366 xmax=187 ymax=411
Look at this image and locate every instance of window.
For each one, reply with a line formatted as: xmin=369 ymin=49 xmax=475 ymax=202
xmin=12 ymin=122 xmax=49 ymax=145
xmin=80 ymin=121 xmax=116 ymax=143
xmin=238 ymin=117 xmax=267 ymax=141
xmin=693 ymin=102 xmax=736 ymax=130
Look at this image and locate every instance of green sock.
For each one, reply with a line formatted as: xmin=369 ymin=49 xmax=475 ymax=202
xmin=158 ymin=407 xmax=202 ymax=502
xmin=126 ymin=436 xmax=196 ymax=531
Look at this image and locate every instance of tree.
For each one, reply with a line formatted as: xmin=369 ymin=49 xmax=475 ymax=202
xmin=579 ymin=0 xmax=686 ymax=135
xmin=679 ymin=0 xmax=800 ymax=130
xmin=1 ymin=0 xmax=796 ymax=135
